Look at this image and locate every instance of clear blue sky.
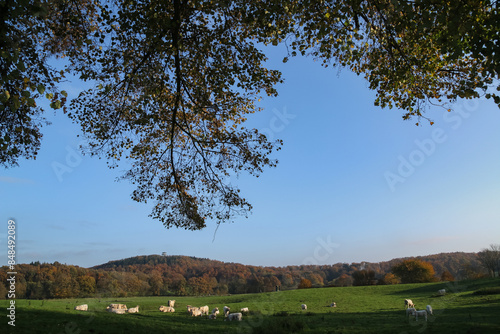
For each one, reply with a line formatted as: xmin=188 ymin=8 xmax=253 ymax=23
xmin=1 ymin=44 xmax=499 ymax=268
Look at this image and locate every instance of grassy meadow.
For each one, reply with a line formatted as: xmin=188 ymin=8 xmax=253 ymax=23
xmin=1 ymin=278 xmax=499 ymax=333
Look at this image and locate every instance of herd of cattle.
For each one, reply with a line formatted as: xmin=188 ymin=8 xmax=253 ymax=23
xmin=74 ymin=299 xmax=249 ymax=321
xmin=404 ymin=288 xmax=445 ymax=322
xmin=74 ymin=288 xmax=446 ymax=322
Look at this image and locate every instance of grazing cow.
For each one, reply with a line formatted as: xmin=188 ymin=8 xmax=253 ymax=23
xmin=426 ymin=305 xmax=433 ymax=315
xmin=159 ymin=305 xmax=175 ymax=313
xmin=199 ymin=305 xmax=209 ymax=315
xmin=107 ymin=303 xmax=127 ymax=310
xmin=223 ymin=306 xmax=230 ymax=317
xmin=241 ymin=307 xmax=249 ymax=313
xmin=211 ymin=307 xmax=220 ymax=316
xmin=404 ymin=299 xmax=415 ymax=309
xmin=329 ymin=302 xmax=337 ymax=308
xmin=74 ymin=304 xmax=88 ymax=311
xmin=414 ymin=309 xmax=427 ymax=321
xmin=187 ymin=306 xmax=202 ymax=317
xmin=191 ymin=308 xmax=203 ymax=317
xmin=406 ymin=307 xmax=416 ymax=317
xmin=168 ymin=300 xmax=176 ymax=307
xmin=225 ymin=312 xmax=243 ymax=321
xmin=301 ymin=304 xmax=307 ymax=311
xmin=127 ymin=305 xmax=139 ymax=313
xmin=438 ymin=289 xmax=446 ymax=296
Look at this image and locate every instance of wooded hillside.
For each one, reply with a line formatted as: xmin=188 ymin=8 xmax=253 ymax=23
xmin=0 ymin=252 xmax=486 ymax=299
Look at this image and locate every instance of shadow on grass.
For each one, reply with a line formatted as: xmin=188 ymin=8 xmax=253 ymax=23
xmin=2 ymin=304 xmax=499 ymax=334
xmin=297 ymin=306 xmax=500 ymax=334
xmin=241 ymin=306 xmax=500 ymax=334
xmin=0 ymin=308 xmax=241 ymax=334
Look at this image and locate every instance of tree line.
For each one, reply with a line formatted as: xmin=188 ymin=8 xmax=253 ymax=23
xmin=1 ymin=250 xmax=496 ymax=300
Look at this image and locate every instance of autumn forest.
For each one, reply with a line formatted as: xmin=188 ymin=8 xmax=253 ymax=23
xmin=0 ymin=251 xmax=492 ymax=300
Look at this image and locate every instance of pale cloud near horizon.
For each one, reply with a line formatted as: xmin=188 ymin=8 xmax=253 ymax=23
xmin=26 ymin=247 xmax=129 ymax=266
xmin=0 ymin=176 xmax=35 ymax=184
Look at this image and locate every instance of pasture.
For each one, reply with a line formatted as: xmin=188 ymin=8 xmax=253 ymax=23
xmin=1 ymin=278 xmax=499 ymax=333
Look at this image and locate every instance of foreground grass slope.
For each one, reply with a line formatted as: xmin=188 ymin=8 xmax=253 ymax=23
xmin=1 ymin=279 xmax=499 ymax=333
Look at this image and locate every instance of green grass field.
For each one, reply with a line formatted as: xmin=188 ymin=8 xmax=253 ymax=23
xmin=1 ymin=278 xmax=499 ymax=333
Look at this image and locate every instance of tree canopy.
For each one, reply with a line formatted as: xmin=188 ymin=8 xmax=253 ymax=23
xmin=391 ymin=259 xmax=436 ymax=283
xmin=1 ymin=0 xmax=499 ymax=229
xmin=477 ymin=244 xmax=500 ymax=277
xmin=282 ymin=0 xmax=499 ymax=122
xmin=352 ymin=269 xmax=376 ymax=286
xmin=0 ymin=252 xmax=483 ymax=299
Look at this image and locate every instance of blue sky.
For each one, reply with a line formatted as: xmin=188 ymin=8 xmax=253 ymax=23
xmin=1 ymin=44 xmax=499 ymax=268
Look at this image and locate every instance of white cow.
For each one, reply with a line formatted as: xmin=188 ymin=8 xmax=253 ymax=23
xmin=301 ymin=304 xmax=307 ymax=310
xmin=226 ymin=312 xmax=243 ymax=321
xmin=159 ymin=305 xmax=175 ymax=313
xmin=404 ymin=299 xmax=415 ymax=309
xmin=426 ymin=305 xmax=433 ymax=315
xmin=191 ymin=308 xmax=203 ymax=317
xmin=107 ymin=303 xmax=127 ymax=310
xmin=128 ymin=305 xmax=139 ymax=313
xmin=168 ymin=300 xmax=176 ymax=307
xmin=74 ymin=304 xmax=88 ymax=311
xmin=199 ymin=305 xmax=209 ymax=315
xmin=187 ymin=306 xmax=202 ymax=317
xmin=223 ymin=306 xmax=230 ymax=317
xmin=414 ymin=310 xmax=427 ymax=321
xmin=438 ymin=289 xmax=446 ymax=296
xmin=406 ymin=307 xmax=416 ymax=317
xmin=241 ymin=307 xmax=249 ymax=313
